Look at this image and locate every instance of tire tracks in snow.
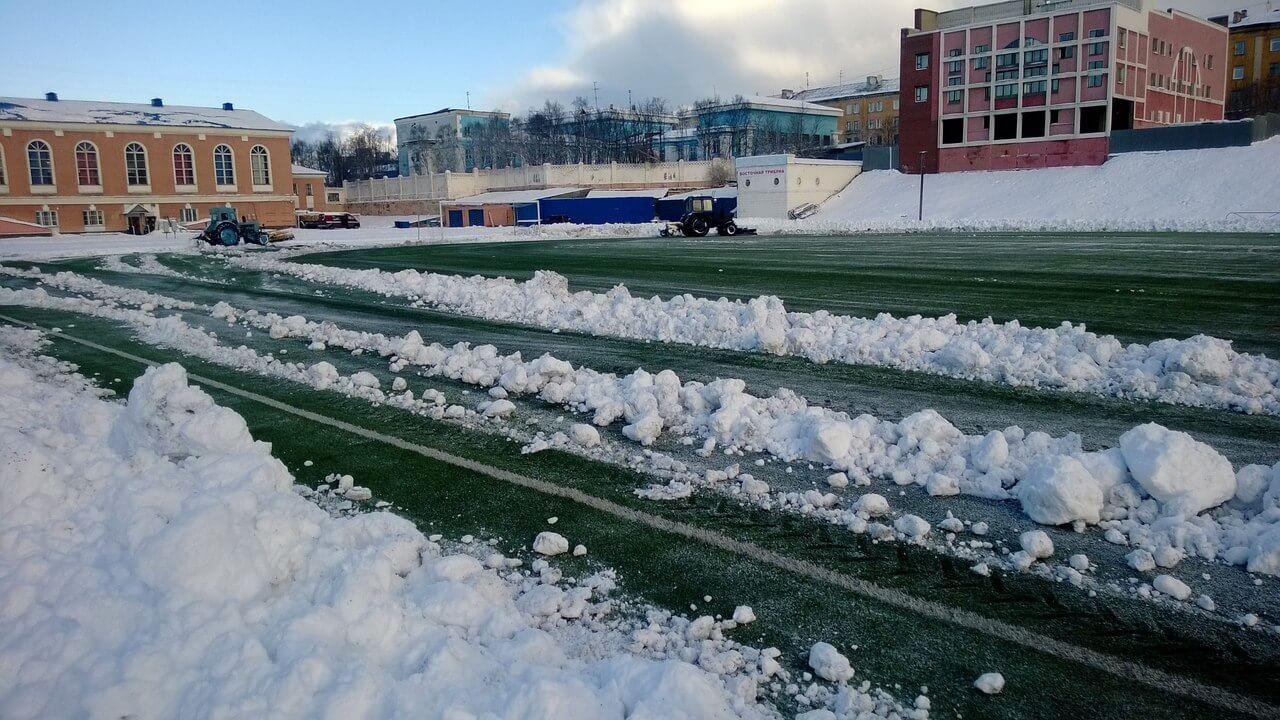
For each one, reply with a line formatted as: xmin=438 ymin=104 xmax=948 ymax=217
xmin=3 ymin=313 xmax=1276 ymax=720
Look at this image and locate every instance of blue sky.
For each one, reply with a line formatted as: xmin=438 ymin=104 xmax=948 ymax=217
xmin=1 ymin=0 xmax=1246 ymax=136
xmin=0 ymin=0 xmax=577 ymax=126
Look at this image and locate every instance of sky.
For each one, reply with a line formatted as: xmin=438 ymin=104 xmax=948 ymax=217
xmin=0 ymin=0 xmax=1258 ymax=142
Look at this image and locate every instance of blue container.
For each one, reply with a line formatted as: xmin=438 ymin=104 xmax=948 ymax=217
xmin=538 ymin=196 xmax=659 ymax=225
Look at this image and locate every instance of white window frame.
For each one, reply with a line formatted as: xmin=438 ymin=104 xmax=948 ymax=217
xmin=213 ymin=144 xmax=236 ymax=190
xmin=1271 ymin=37 xmax=1280 ymax=52
xmin=172 ymin=143 xmax=197 ymax=190
xmin=35 ymin=209 xmax=58 ymax=228
xmin=0 ymin=144 xmax=7 ymax=193
xmin=915 ymin=52 xmax=930 ymax=70
xmin=74 ymin=141 xmax=102 ymax=192
xmin=1233 ymin=66 xmax=1244 ymax=80
xmin=180 ymin=206 xmax=198 ymax=223
xmin=27 ymin=139 xmax=56 ymax=193
xmin=82 ymin=208 xmax=105 ymax=231
xmin=914 ymin=86 xmax=929 ymax=103
xmin=124 ymin=142 xmax=150 ymax=191
xmin=249 ymin=145 xmax=272 ymax=190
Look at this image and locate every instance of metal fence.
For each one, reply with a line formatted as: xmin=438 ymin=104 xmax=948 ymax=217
xmin=1109 ymin=115 xmax=1280 ymax=155
xmin=861 ymin=145 xmax=900 ymax=171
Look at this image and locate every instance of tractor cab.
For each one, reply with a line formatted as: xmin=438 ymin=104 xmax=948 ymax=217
xmin=659 ymin=195 xmax=755 ymax=238
xmin=197 ymin=206 xmax=270 ymax=246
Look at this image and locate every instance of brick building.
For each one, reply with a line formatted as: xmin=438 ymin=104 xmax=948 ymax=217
xmin=900 ymin=0 xmax=1228 ymax=172
xmin=291 ymin=164 xmax=343 ymax=212
xmin=1219 ymin=8 xmax=1280 ymax=118
xmin=0 ymin=94 xmax=298 ymax=233
xmin=787 ymin=76 xmax=902 ymax=145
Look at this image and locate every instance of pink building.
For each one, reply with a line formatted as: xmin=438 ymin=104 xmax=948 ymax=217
xmin=900 ymin=0 xmax=1228 ymax=172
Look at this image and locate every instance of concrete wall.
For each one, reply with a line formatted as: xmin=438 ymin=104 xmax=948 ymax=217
xmin=1110 ymin=114 xmax=1280 ymax=152
xmin=735 ymin=155 xmax=862 ymax=219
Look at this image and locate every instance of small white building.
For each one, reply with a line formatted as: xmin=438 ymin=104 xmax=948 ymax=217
xmin=735 ymin=154 xmax=862 ymax=219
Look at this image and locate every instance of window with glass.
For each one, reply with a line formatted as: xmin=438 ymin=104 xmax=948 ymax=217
xmin=1023 ymin=80 xmax=1047 ymax=95
xmin=949 ymin=60 xmax=963 ymax=74
xmin=1025 ymin=65 xmax=1047 ymax=77
xmin=35 ymin=210 xmax=57 ymax=227
xmin=996 ymin=69 xmax=1019 ymax=81
xmin=1025 ymin=49 xmax=1048 ymax=65
xmin=1090 ymin=41 xmax=1106 ymax=55
xmin=1088 ymin=73 xmax=1106 ymax=87
xmin=0 ymin=146 xmax=6 ymax=186
xmin=946 ymin=90 xmax=963 ymax=104
xmin=973 ymin=56 xmax=990 ymax=70
xmin=125 ymin=143 xmax=149 ymax=186
xmin=1059 ymin=45 xmax=1075 ymax=59
xmin=74 ymin=142 xmax=100 ymax=186
xmin=1271 ymin=62 xmax=1280 ymax=78
xmin=180 ymin=207 xmax=198 ymax=223
xmin=173 ymin=144 xmax=195 ymax=186
xmin=1271 ymin=37 xmax=1280 ymax=52
xmin=82 ymin=209 xmax=104 ymax=227
xmin=250 ymin=145 xmax=271 ymax=186
xmin=995 ymin=84 xmax=1018 ymax=98
xmin=27 ymin=140 xmax=54 ymax=186
xmin=914 ymin=86 xmax=928 ymax=102
xmin=915 ymin=53 xmax=930 ymax=70
xmin=996 ymin=52 xmax=1019 ymax=68
xmin=1058 ymin=32 xmax=1074 ymax=42
xmin=1088 ymin=29 xmax=1105 ymax=38
xmin=1234 ymin=41 xmax=1245 ymax=55
xmin=948 ymin=48 xmax=962 ymax=57
xmin=974 ymin=43 xmax=990 ymax=54
xmin=1233 ymin=66 xmax=1245 ymax=80
xmin=214 ymin=145 xmax=235 ymax=185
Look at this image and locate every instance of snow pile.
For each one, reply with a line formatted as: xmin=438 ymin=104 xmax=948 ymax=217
xmin=0 ymin=347 xmax=780 ymax=719
xmin=807 ymin=138 xmax=1280 ymax=233
xmin=220 ymin=256 xmax=1280 ymax=415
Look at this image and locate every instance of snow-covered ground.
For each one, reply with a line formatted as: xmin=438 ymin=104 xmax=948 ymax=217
xmin=5 ymin=268 xmax=1279 ymax=599
xmin=789 ymin=138 xmax=1280 ymax=234
xmin=218 ymin=256 xmax=1280 ymax=415
xmin=5 ymin=326 xmax=893 ymax=720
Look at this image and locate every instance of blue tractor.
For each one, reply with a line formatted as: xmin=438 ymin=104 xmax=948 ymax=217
xmin=197 ymin=207 xmax=270 ymax=246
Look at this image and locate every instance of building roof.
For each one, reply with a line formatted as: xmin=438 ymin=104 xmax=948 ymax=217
xmin=696 ymin=95 xmax=844 ymax=116
xmin=292 ymin=164 xmax=328 ymax=177
xmin=665 ymin=187 xmax=737 ymax=200
xmin=1228 ymin=8 xmax=1280 ymax=29
xmin=0 ymin=216 xmax=52 ymax=236
xmin=788 ymin=77 xmax=901 ymax=104
xmin=394 ymin=108 xmax=510 ymax=123
xmin=443 ymin=187 xmax=583 ymax=205
xmin=0 ymin=96 xmax=292 ymax=132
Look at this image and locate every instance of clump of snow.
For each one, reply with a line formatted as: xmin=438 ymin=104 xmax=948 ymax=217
xmin=1016 ymin=455 xmax=1103 ymax=526
xmin=1019 ymin=530 xmax=1055 ymax=560
xmin=808 ymin=642 xmax=855 ymax=682
xmin=534 ymin=531 xmax=570 ymax=556
xmin=1119 ymin=424 xmax=1236 ymax=515
xmin=1153 ymin=574 xmax=1192 ymax=601
xmin=733 ymin=606 xmax=757 ymax=624
xmin=974 ymin=672 xmax=1005 ymax=694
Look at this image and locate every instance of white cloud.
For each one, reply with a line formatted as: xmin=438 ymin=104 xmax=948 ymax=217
xmin=486 ymin=0 xmax=1246 ymax=114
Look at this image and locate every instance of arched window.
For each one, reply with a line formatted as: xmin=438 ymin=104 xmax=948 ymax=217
xmin=213 ymin=145 xmax=235 ymax=185
xmin=75 ymin=142 xmax=100 ymax=186
xmin=172 ymin=143 xmax=195 ymax=186
xmin=125 ymin=143 xmax=149 ymax=186
xmin=249 ymin=145 xmax=271 ymax=186
xmin=27 ymin=140 xmax=54 ymax=186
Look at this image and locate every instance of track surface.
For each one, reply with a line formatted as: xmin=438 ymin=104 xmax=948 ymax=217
xmin=2 ymin=231 xmax=1279 ymax=719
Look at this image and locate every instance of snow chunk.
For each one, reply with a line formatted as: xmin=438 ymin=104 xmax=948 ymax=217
xmin=732 ymin=606 xmax=756 ymax=624
xmin=1119 ymin=424 xmax=1235 ymax=515
xmin=569 ymin=423 xmax=601 ymax=447
xmin=855 ymin=493 xmax=890 ymax=517
xmin=808 ymin=642 xmax=855 ymax=682
xmin=532 ymin=531 xmax=569 ymax=556
xmin=1153 ymin=574 xmax=1192 ymax=601
xmin=1016 ymin=455 xmax=1103 ymax=526
xmin=894 ymin=514 xmax=931 ymax=539
xmin=1019 ymin=530 xmax=1055 ymax=560
xmin=974 ymin=672 xmax=1005 ymax=694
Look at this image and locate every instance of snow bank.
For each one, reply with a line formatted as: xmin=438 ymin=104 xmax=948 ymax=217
xmin=220 ymin=256 xmax=1280 ymax=415
xmin=5 ymin=269 xmax=1280 ymax=579
xmin=806 ymin=139 xmax=1280 ymax=234
xmin=0 ymin=341 xmax=781 ymax=720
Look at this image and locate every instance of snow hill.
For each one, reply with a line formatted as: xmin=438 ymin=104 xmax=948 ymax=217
xmin=799 ymin=138 xmax=1280 ymax=233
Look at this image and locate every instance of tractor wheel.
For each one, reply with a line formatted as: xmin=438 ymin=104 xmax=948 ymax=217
xmin=214 ymin=220 xmax=241 ymax=246
xmin=688 ymin=218 xmax=709 ymax=237
xmin=719 ymin=221 xmax=739 ymax=236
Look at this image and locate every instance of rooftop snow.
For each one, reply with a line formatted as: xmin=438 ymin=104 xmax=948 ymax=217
xmin=789 ymin=78 xmax=901 ymax=104
xmin=698 ymin=95 xmax=843 ymax=116
xmin=443 ymin=187 xmax=583 ymax=205
xmin=585 ymin=188 xmax=670 ymax=198
xmin=0 ymin=96 xmax=292 ymax=132
xmin=1229 ymin=9 xmax=1280 ymax=28
xmin=292 ymin=164 xmax=328 ymax=177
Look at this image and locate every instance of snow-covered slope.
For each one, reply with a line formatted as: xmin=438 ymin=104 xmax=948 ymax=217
xmin=797 ymin=138 xmax=1280 ymax=233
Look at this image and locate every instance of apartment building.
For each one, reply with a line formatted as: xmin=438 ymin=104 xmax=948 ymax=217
xmin=1220 ymin=8 xmax=1280 ymax=118
xmin=900 ymin=0 xmax=1227 ymax=172
xmin=787 ymin=76 xmax=902 ymax=145
xmin=0 ymin=94 xmax=297 ymax=233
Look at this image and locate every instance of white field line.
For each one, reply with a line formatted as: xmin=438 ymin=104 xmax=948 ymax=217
xmin=1 ymin=313 xmax=1275 ymax=720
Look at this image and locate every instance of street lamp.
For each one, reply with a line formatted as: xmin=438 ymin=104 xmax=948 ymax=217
xmin=917 ymin=150 xmax=927 ymax=221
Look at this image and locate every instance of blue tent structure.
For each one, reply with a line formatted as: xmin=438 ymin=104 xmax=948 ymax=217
xmin=538 ymin=189 xmax=668 ymax=225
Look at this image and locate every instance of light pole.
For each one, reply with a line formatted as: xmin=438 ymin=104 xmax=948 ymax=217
xmin=917 ymin=150 xmax=927 ymax=222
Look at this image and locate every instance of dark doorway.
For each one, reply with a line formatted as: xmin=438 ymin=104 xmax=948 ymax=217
xmin=1111 ymin=98 xmax=1134 ymax=131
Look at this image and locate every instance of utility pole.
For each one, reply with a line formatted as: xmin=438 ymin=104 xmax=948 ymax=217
xmin=917 ymin=150 xmax=927 ymax=221
xmin=466 ymin=91 xmax=470 ymax=110
xmin=593 ymin=82 xmax=600 ymax=111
